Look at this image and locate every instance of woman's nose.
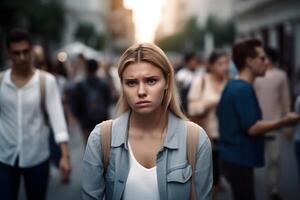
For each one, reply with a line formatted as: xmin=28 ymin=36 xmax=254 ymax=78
xmin=137 ymin=83 xmax=147 ymax=97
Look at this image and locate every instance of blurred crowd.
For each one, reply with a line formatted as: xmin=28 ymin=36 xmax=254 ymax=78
xmin=1 ymin=29 xmax=300 ymax=200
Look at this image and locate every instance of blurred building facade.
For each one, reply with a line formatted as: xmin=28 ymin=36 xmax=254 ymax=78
xmin=62 ymin=0 xmax=134 ymax=50
xmin=62 ymin=0 xmax=108 ymax=45
xmin=233 ymin=0 xmax=300 ymax=98
xmin=156 ymin=0 xmax=233 ymax=39
xmin=107 ymin=0 xmax=135 ymax=50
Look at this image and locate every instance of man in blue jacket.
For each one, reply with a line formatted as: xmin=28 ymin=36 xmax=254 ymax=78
xmin=217 ymin=38 xmax=300 ymax=200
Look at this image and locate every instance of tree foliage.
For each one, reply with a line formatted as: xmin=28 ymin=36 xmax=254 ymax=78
xmin=0 ymin=0 xmax=65 ymax=43
xmin=75 ymin=23 xmax=107 ymax=50
xmin=156 ymin=16 xmax=235 ymax=52
xmin=0 ymin=0 xmax=65 ymax=66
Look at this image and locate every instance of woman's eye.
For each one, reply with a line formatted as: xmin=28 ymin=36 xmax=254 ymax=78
xmin=126 ymin=80 xmax=137 ymax=87
xmin=147 ymin=79 xmax=157 ymax=85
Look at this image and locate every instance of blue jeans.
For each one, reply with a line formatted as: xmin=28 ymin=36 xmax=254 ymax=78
xmin=0 ymin=159 xmax=49 ymax=200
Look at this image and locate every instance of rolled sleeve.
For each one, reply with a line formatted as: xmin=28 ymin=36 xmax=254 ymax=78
xmin=54 ymin=131 xmax=69 ymax=143
xmin=194 ymin=128 xmax=213 ymax=200
xmin=234 ymin=86 xmax=261 ymax=131
xmin=45 ymin=73 xmax=69 ymax=143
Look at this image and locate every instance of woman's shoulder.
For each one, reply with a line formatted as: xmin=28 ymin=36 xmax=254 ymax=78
xmin=186 ymin=121 xmax=210 ymax=147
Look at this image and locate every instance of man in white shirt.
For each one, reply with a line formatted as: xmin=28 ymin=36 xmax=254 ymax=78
xmin=0 ymin=29 xmax=71 ymax=200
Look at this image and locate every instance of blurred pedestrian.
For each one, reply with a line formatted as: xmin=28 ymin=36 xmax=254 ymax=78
xmin=176 ymin=52 xmax=204 ymax=113
xmin=0 ymin=29 xmax=71 ymax=200
xmin=97 ymin=58 xmax=120 ymax=116
xmin=188 ymin=50 xmax=229 ymax=200
xmin=217 ymin=38 xmax=300 ymax=200
xmin=81 ymin=43 xmax=213 ymax=200
xmin=254 ymin=47 xmax=291 ymax=200
xmin=71 ymin=59 xmax=111 ymax=143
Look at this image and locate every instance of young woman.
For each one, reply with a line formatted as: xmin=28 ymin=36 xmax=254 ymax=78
xmin=188 ymin=50 xmax=229 ymax=199
xmin=81 ymin=43 xmax=212 ymax=200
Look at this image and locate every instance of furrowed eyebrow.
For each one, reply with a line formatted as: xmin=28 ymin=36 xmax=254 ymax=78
xmin=145 ymin=76 xmax=161 ymax=79
xmin=122 ymin=78 xmax=137 ymax=81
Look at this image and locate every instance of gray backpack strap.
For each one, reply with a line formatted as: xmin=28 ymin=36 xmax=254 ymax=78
xmin=186 ymin=121 xmax=200 ymax=200
xmin=39 ymin=70 xmax=49 ymax=126
xmin=100 ymin=120 xmax=113 ymax=175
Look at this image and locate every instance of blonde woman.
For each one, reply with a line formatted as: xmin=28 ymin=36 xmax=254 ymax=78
xmin=188 ymin=50 xmax=229 ymax=199
xmin=81 ymin=43 xmax=212 ymax=200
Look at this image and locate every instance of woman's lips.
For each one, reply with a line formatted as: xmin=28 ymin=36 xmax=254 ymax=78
xmin=136 ymin=100 xmax=151 ymax=107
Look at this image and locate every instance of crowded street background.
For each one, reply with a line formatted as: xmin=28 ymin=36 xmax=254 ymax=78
xmin=1 ymin=0 xmax=300 ymax=200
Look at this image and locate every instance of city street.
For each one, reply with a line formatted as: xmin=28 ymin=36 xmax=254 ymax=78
xmin=2 ymin=1 xmax=300 ymax=200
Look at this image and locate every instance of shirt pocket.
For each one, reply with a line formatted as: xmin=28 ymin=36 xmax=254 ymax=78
xmin=105 ymin=166 xmax=115 ymax=198
xmin=167 ymin=162 xmax=192 ymax=200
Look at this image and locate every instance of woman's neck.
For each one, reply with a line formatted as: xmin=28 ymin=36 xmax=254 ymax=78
xmin=130 ymin=107 xmax=168 ymax=134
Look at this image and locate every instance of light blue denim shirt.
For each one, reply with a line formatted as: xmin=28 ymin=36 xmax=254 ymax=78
xmin=81 ymin=111 xmax=212 ymax=200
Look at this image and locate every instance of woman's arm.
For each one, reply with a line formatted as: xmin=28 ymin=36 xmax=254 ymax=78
xmin=248 ymin=112 xmax=300 ymax=136
xmin=194 ymin=128 xmax=213 ymax=200
xmin=81 ymin=125 xmax=106 ymax=200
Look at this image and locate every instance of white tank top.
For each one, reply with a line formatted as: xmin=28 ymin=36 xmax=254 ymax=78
xmin=123 ymin=142 xmax=160 ymax=200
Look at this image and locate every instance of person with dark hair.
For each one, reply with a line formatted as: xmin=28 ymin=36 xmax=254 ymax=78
xmin=188 ymin=49 xmax=229 ymax=200
xmin=86 ymin=59 xmax=99 ymax=74
xmin=5 ymin=28 xmax=32 ymax=49
xmin=71 ymin=59 xmax=111 ymax=142
xmin=176 ymin=52 xmax=204 ymax=113
xmin=254 ymin=47 xmax=291 ymax=200
xmin=0 ymin=29 xmax=71 ymax=200
xmin=217 ymin=38 xmax=300 ymax=200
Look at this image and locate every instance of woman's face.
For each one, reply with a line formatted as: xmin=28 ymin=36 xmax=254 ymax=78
xmin=122 ymin=61 xmax=168 ymax=115
xmin=210 ymin=55 xmax=229 ymax=78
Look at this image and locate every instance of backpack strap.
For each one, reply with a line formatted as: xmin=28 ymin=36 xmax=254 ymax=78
xmin=100 ymin=120 xmax=113 ymax=175
xmin=186 ymin=121 xmax=200 ymax=200
xmin=39 ymin=70 xmax=49 ymax=126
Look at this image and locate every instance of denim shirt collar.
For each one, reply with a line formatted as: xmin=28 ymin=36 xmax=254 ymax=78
xmin=111 ymin=110 xmax=182 ymax=150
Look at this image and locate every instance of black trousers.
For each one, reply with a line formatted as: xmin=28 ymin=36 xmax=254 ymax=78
xmin=0 ymin=159 xmax=49 ymax=200
xmin=221 ymin=159 xmax=255 ymax=200
xmin=212 ymin=140 xmax=220 ymax=186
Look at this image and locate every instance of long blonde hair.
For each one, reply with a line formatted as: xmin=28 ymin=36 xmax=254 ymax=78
xmin=116 ymin=43 xmax=187 ymax=120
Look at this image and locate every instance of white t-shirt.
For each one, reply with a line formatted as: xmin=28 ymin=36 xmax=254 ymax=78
xmin=123 ymin=142 xmax=160 ymax=200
